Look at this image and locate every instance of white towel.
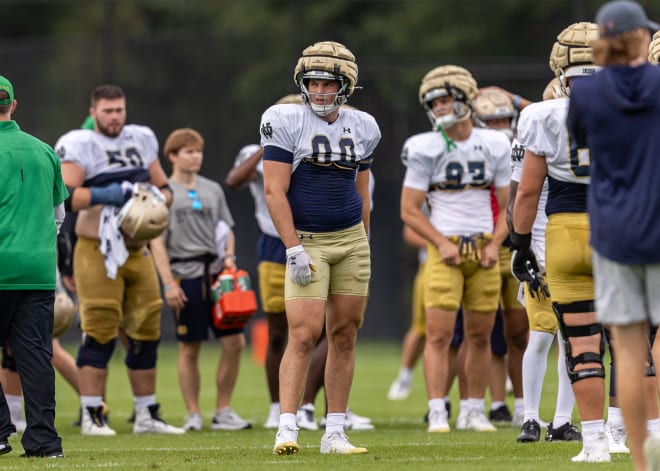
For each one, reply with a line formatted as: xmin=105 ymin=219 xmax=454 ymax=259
xmin=98 ymin=206 xmax=129 ymax=280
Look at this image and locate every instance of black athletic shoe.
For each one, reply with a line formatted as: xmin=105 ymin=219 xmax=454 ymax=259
xmin=0 ymin=438 xmax=12 ymax=456
xmin=545 ymin=422 xmax=582 ymax=442
xmin=517 ymin=419 xmax=541 ymax=442
xmin=489 ymin=404 xmax=513 ymax=422
xmin=20 ymin=449 xmax=64 ymax=458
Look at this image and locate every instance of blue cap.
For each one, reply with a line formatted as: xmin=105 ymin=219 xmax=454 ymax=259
xmin=596 ymin=0 xmax=660 ymax=37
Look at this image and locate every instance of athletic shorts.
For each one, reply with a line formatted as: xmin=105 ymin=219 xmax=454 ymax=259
xmin=545 ymin=213 xmax=594 ymax=305
xmin=173 ymin=276 xmax=243 ymax=342
xmin=424 ymin=238 xmax=500 ymax=314
xmin=524 ymin=282 xmax=557 ymax=333
xmin=74 ymin=237 xmax=162 ymax=344
xmin=593 ymin=250 xmax=660 ymax=326
xmin=258 ymin=262 xmax=286 ymax=314
xmin=286 ymin=223 xmax=370 ymax=300
xmin=450 ymin=306 xmax=506 ymax=355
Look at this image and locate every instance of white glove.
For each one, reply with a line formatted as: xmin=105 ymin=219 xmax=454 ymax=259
xmin=286 ymin=245 xmax=316 ymax=286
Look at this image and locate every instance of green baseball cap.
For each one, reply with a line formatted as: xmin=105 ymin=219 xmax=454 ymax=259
xmin=0 ymin=76 xmax=14 ymax=105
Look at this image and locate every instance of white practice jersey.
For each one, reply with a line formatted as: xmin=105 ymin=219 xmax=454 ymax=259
xmin=233 ymin=144 xmax=279 ymax=238
xmin=55 ymin=125 xmax=158 ymax=183
xmin=402 ymin=127 xmax=511 ymax=236
xmin=510 ymin=137 xmax=548 ymax=268
xmin=259 ymin=104 xmax=380 ymax=172
xmin=517 ymin=98 xmax=590 ymax=186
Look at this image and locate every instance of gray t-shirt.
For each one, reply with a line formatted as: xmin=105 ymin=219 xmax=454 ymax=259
xmin=164 ymin=176 xmax=234 ymax=279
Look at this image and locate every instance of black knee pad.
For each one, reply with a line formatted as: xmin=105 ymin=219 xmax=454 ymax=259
xmin=1 ymin=345 xmax=17 ymax=372
xmin=76 ymin=334 xmax=117 ymax=369
xmin=553 ymin=301 xmax=605 ymax=384
xmin=125 ymin=337 xmax=159 ymax=370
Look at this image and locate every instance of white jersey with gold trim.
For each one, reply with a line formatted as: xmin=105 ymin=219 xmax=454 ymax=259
xmin=259 ymin=104 xmax=380 ymax=172
xmin=517 ymin=98 xmax=590 ymax=186
xmin=55 ymin=125 xmax=158 ymax=182
xmin=402 ymin=127 xmax=511 ymax=236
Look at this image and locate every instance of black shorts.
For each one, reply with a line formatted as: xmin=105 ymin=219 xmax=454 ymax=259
xmin=172 ymin=276 xmax=243 ymax=342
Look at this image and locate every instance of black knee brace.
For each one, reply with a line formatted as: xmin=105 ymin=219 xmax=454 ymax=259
xmin=77 ymin=334 xmax=117 ymax=369
xmin=125 ymin=336 xmax=159 ymax=370
xmin=553 ymin=301 xmax=605 ymax=384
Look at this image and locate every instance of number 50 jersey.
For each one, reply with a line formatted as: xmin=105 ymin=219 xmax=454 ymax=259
xmin=55 ymin=125 xmax=158 ymax=186
xmin=401 ymin=127 xmax=511 ymax=236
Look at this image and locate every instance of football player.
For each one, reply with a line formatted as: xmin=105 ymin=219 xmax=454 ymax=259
xmin=56 ymin=84 xmax=184 ymax=436
xmin=508 ymin=78 xmax=581 ymax=444
xmin=400 ymin=65 xmax=511 ymax=433
xmin=261 ymin=41 xmax=380 ymax=455
xmin=511 ymin=22 xmax=609 ymax=462
xmin=472 ymin=88 xmax=529 ymax=426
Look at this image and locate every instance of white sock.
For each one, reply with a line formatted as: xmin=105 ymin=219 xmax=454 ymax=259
xmin=81 ymin=395 xmax=104 ymax=409
xmin=428 ymin=398 xmax=445 ymax=412
xmin=522 ymin=331 xmax=553 ymax=422
xmin=607 ymin=406 xmax=624 ymax=426
xmin=490 ymin=401 xmax=505 ymax=411
xmin=648 ymin=418 xmax=660 ymax=435
xmin=270 ymin=402 xmax=280 ymax=414
xmin=582 ymin=419 xmax=605 ymax=443
xmin=279 ymin=412 xmax=296 ymax=429
xmin=514 ymin=398 xmax=524 ymax=415
xmin=467 ymin=398 xmax=484 ymax=412
xmin=398 ymin=368 xmax=413 ymax=383
xmin=5 ymin=394 xmax=22 ymax=415
xmin=325 ymin=412 xmax=345 ymax=434
xmin=134 ymin=394 xmax=156 ymax=411
xmin=553 ymin=331 xmax=576 ymax=426
xmin=459 ymin=399 xmax=469 ymax=416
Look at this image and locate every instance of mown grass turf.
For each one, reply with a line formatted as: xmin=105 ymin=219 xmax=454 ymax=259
xmin=1 ymin=339 xmax=632 ymax=470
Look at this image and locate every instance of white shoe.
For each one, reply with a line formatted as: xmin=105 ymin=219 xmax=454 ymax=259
xmin=387 ymin=378 xmax=412 ymax=400
xmin=273 ymin=425 xmax=299 ymax=455
xmin=644 ymin=435 xmax=660 ymax=471
xmin=320 ymin=430 xmax=368 ymax=454
xmin=346 ymin=408 xmax=374 ymax=431
xmin=183 ymin=413 xmax=203 ymax=431
xmin=455 ymin=409 xmax=469 ymax=430
xmin=427 ymin=407 xmax=450 ymax=433
xmin=571 ymin=432 xmax=610 ymax=462
xmin=296 ymin=404 xmax=318 ymax=431
xmin=264 ymin=406 xmax=280 ymax=429
xmin=81 ymin=405 xmax=116 ymax=436
xmin=211 ymin=408 xmax=252 ymax=431
xmin=606 ymin=421 xmax=630 ymax=454
xmin=466 ymin=409 xmax=497 ymax=432
xmin=133 ymin=404 xmax=185 ymax=435
xmin=512 ymin=409 xmax=524 ymax=428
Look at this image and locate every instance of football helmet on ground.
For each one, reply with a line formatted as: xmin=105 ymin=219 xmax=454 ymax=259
xmin=418 ymin=65 xmax=478 ymax=130
xmin=117 ymin=183 xmax=169 ymax=241
xmin=293 ymin=41 xmax=358 ymax=116
xmin=549 ymin=22 xmax=602 ymax=95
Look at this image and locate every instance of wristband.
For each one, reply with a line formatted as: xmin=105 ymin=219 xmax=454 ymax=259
xmin=513 ymin=94 xmax=521 ymax=110
xmin=509 ymin=230 xmax=531 ymax=249
xmin=163 ymin=281 xmax=177 ymax=292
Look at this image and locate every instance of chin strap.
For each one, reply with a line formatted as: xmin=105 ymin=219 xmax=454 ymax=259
xmin=437 ymin=127 xmax=457 ymax=152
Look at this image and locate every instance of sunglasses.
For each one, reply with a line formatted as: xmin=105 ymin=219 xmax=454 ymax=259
xmin=187 ymin=190 xmax=203 ymax=211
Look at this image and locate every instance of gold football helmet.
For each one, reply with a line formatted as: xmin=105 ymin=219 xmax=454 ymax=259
xmin=542 ymin=77 xmax=568 ymax=101
xmin=472 ymin=88 xmax=517 ymax=140
xmin=649 ymin=30 xmax=660 ymax=64
xmin=549 ymin=22 xmax=601 ymax=95
xmin=418 ymin=65 xmax=478 ymax=130
xmin=53 ymin=291 xmax=76 ymax=338
xmin=117 ymin=183 xmax=169 ymax=241
xmin=293 ymin=41 xmax=358 ymax=116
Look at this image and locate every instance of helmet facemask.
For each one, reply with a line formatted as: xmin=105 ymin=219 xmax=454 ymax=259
xmin=299 ymin=70 xmax=349 ymax=116
xmin=423 ymin=87 xmax=471 ymax=131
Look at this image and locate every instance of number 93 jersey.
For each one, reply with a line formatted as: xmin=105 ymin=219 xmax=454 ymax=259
xmin=402 ymin=127 xmax=511 ymax=236
xmin=55 ymin=125 xmax=159 ymax=185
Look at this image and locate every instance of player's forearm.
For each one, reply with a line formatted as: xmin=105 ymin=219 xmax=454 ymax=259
xmin=512 ymin=191 xmax=540 ymax=235
xmin=225 ymin=148 xmax=263 ymax=188
xmin=265 ymin=193 xmax=300 ymax=249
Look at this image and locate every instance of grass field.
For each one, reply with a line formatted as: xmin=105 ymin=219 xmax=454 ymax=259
xmin=1 ymin=339 xmax=634 ymax=470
